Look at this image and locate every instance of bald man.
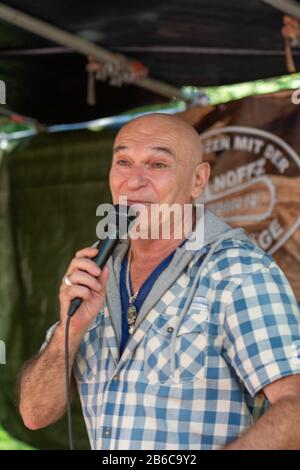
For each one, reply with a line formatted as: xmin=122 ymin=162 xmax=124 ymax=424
xmin=19 ymin=114 xmax=300 ymax=450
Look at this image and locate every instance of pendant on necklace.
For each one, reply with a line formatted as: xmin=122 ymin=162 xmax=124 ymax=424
xmin=127 ymin=304 xmax=137 ymax=334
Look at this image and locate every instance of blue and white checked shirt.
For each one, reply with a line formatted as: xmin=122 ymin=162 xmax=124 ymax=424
xmin=43 ymin=211 xmax=300 ymax=449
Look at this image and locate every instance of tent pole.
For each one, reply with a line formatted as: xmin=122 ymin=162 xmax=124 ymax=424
xmin=0 ymin=3 xmax=187 ymax=102
xmin=259 ymin=0 xmax=300 ymax=20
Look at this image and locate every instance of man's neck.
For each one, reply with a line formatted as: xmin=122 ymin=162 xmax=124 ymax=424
xmin=128 ymin=206 xmax=196 ymax=265
xmin=130 ymin=237 xmax=184 ymax=265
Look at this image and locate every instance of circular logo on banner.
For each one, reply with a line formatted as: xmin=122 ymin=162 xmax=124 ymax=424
xmin=199 ymin=126 xmax=300 ymax=255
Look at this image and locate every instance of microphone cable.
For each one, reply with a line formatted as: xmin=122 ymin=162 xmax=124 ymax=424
xmin=64 ymin=204 xmax=136 ymax=449
xmin=65 ymin=314 xmax=74 ymax=450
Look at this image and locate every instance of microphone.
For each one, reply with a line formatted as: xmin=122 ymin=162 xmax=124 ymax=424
xmin=67 ymin=204 xmax=135 ymax=317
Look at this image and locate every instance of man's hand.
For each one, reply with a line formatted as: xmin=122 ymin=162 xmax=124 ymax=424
xmin=59 ymin=246 xmax=109 ymax=335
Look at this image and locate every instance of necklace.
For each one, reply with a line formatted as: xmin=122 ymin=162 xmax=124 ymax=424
xmin=125 ymin=249 xmax=139 ymax=335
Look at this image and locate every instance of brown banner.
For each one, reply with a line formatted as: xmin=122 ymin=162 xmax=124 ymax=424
xmin=180 ymin=91 xmax=300 ymax=300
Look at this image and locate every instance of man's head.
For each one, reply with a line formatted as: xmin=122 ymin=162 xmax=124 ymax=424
xmin=109 ymin=113 xmax=210 ymax=210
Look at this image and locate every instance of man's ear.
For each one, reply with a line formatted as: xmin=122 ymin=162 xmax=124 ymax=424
xmin=191 ymin=162 xmax=211 ymax=199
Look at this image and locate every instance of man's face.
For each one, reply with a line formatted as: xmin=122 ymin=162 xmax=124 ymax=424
xmin=109 ymin=116 xmax=205 ymax=211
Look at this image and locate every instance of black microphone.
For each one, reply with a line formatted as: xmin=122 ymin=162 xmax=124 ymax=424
xmin=67 ymin=204 xmax=135 ymax=317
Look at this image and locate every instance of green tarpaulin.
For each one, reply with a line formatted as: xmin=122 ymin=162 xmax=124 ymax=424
xmin=0 ymin=128 xmax=116 ymax=449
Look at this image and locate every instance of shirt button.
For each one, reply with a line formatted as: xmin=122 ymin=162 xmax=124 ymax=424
xmin=103 ymin=427 xmax=111 ymax=437
xmin=112 ymin=375 xmax=119 ymax=382
xmin=167 ymin=326 xmax=174 ymax=333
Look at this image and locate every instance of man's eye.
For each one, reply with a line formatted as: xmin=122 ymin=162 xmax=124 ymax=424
xmin=151 ymin=162 xmax=168 ymax=168
xmin=116 ymin=159 xmax=130 ymax=166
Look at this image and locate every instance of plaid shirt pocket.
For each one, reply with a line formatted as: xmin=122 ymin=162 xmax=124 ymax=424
xmin=143 ymin=301 xmax=209 ymax=384
xmin=176 ymin=302 xmax=209 ymax=382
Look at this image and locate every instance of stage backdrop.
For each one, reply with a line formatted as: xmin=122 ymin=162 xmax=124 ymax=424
xmin=0 ymin=129 xmax=116 ymax=449
xmin=180 ymin=90 xmax=300 ymax=301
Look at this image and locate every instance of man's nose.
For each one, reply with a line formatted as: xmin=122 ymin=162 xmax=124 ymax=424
xmin=126 ymin=165 xmax=148 ymax=190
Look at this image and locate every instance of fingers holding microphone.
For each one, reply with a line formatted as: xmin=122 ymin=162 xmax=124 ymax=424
xmin=59 ymin=246 xmax=109 ymax=334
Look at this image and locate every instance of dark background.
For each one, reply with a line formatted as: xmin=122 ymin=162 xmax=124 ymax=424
xmin=0 ymin=0 xmax=299 ymax=124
